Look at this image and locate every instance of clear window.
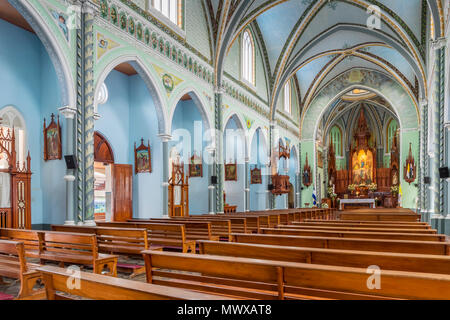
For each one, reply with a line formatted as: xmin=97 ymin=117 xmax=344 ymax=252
xmin=330 ymin=126 xmax=342 ymax=157
xmin=284 ymin=81 xmax=291 ymax=114
xmin=152 ymin=0 xmax=181 ymax=27
xmin=242 ymin=30 xmax=255 ymax=85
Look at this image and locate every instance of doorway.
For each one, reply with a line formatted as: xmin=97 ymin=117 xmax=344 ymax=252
xmin=94 ymin=131 xmax=133 ymax=222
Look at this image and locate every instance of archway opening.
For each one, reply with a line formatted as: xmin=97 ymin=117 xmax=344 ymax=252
xmin=223 ymin=115 xmax=246 ymax=212
xmin=169 ymin=92 xmax=210 ymax=214
xmin=0 ymin=0 xmax=69 ymax=227
xmin=94 ymin=61 xmax=163 ymax=220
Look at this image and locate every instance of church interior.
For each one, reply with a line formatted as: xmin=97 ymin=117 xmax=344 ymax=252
xmin=0 ymin=0 xmax=450 ymax=302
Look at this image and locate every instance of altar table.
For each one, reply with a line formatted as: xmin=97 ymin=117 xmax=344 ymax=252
xmin=339 ymin=198 xmax=375 ymax=211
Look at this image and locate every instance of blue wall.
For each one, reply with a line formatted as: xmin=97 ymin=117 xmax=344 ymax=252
xmin=249 ymin=129 xmax=267 ymax=210
xmin=170 ymin=99 xmax=208 ymax=214
xmin=0 ymin=19 xmax=66 ymax=225
xmin=96 ymin=70 xmax=163 ymax=218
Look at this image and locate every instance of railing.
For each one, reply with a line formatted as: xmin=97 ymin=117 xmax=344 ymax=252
xmin=0 ymin=208 xmax=12 ymax=229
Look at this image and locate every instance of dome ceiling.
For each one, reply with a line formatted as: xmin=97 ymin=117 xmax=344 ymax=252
xmin=203 ymin=0 xmax=444 ymax=120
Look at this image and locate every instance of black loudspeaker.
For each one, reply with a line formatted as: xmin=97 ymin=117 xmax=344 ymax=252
xmin=439 ymin=167 xmax=450 ymax=179
xmin=424 ymin=176 xmax=431 ymax=184
xmin=64 ymin=155 xmax=77 ymax=170
xmin=268 ymin=184 xmax=274 ymax=191
xmin=211 ymin=176 xmax=218 ymax=185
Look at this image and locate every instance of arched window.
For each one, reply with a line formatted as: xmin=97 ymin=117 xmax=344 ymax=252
xmin=329 ymin=126 xmax=342 ymax=157
xmin=242 ymin=30 xmax=255 ymax=85
xmin=284 ymin=81 xmax=291 ymax=114
xmin=152 ymin=0 xmax=182 ymax=27
xmin=0 ymin=106 xmax=26 ymax=169
xmin=386 ymin=119 xmax=398 ymax=153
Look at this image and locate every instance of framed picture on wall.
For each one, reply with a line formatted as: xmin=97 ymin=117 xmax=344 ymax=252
xmin=134 ymin=138 xmax=152 ymax=174
xmin=43 ymin=113 xmax=62 ymax=161
xmin=317 ymin=150 xmax=323 ymax=168
xmin=225 ymin=161 xmax=237 ymax=181
xmin=251 ymin=166 xmax=262 ymax=184
xmin=189 ymin=153 xmax=203 ymax=178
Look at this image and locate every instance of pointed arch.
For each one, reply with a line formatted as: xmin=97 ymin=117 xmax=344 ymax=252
xmin=94 ymin=54 xmax=168 ymax=135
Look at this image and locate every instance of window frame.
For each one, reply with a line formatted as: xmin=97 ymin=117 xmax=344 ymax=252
xmin=283 ymin=81 xmax=291 ymax=114
xmin=241 ymin=29 xmax=256 ymax=87
xmin=386 ymin=119 xmax=398 ymax=154
xmin=329 ymin=125 xmax=343 ymax=157
xmin=149 ymin=0 xmax=185 ymax=36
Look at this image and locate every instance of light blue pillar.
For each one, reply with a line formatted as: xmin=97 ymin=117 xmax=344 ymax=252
xmin=59 ymin=106 xmax=77 ymax=225
xmin=214 ymin=88 xmax=224 ymax=213
xmin=244 ymin=157 xmax=250 ymax=212
xmin=159 ymin=134 xmax=172 ymax=217
xmin=206 ymin=146 xmax=216 ymax=214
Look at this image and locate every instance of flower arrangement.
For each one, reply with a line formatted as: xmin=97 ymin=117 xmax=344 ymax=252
xmin=368 ymin=183 xmax=377 ymax=192
xmin=391 ymin=185 xmax=399 ymax=194
xmin=327 ymin=186 xmax=337 ymax=199
xmin=321 ymin=203 xmax=329 ymax=209
xmin=348 ymin=184 xmax=357 ymax=192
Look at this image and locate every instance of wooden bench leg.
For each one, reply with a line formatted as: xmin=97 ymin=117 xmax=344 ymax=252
xmin=17 ymin=272 xmax=45 ymax=300
xmin=95 ymin=259 xmax=117 ymax=277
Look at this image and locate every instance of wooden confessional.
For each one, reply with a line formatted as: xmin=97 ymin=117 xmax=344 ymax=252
xmin=168 ymin=161 xmax=189 ymax=217
xmin=0 ymin=127 xmax=32 ymax=229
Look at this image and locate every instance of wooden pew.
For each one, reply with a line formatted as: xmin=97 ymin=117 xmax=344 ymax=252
xmin=0 ymin=229 xmax=118 ymax=275
xmin=0 ymin=240 xmax=44 ymax=300
xmin=96 ymin=222 xmax=195 ymax=253
xmin=197 ymin=240 xmax=450 ymax=275
xmin=130 ymin=218 xmax=230 ymax=241
xmin=305 ymin=219 xmax=429 ymax=226
xmin=0 ymin=229 xmax=40 ymax=258
xmin=296 ymin=221 xmax=431 ymax=230
xmin=278 ymin=224 xmax=438 ymax=234
xmin=38 ymin=265 xmax=233 ymax=300
xmin=168 ymin=216 xmax=248 ymax=235
xmin=38 ymin=232 xmax=118 ymax=276
xmin=142 ymin=250 xmax=450 ymax=300
xmin=338 ymin=212 xmax=421 ymax=222
xmin=51 ymin=225 xmax=158 ymax=277
xmin=261 ymin=228 xmax=446 ymax=242
xmin=232 ymin=233 xmax=450 ymax=255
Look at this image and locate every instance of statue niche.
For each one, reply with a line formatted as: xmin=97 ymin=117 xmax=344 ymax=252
xmin=349 ymin=109 xmax=377 ymax=196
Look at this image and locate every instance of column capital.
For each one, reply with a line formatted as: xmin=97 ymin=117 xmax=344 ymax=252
xmin=158 ymin=134 xmax=172 ymax=143
xmin=93 ymin=112 xmax=101 ymax=121
xmin=205 ymin=145 xmax=216 ymax=155
xmin=81 ymin=0 xmax=100 ymax=15
xmin=59 ymin=106 xmax=77 ymax=119
xmin=431 ymin=37 xmax=447 ymax=51
xmin=419 ymin=99 xmax=428 ymax=107
xmin=214 ymin=86 xmax=225 ymax=94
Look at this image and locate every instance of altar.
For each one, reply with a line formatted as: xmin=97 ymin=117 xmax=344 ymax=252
xmin=339 ymin=198 xmax=375 ymax=211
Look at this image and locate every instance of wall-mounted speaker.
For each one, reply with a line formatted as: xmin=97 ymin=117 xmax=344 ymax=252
xmin=268 ymin=184 xmax=274 ymax=191
xmin=211 ymin=176 xmax=218 ymax=185
xmin=64 ymin=155 xmax=77 ymax=170
xmin=424 ymin=176 xmax=431 ymax=184
xmin=439 ymin=167 xmax=450 ymax=179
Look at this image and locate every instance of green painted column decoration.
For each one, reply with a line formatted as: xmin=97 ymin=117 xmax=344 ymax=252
xmin=75 ymin=0 xmax=99 ymax=225
xmin=215 ymin=88 xmax=224 ymax=214
xmin=419 ymin=99 xmax=428 ymax=219
xmin=268 ymin=122 xmax=276 ymax=209
xmin=82 ymin=0 xmax=98 ymax=226
xmin=159 ymin=134 xmax=172 ymax=217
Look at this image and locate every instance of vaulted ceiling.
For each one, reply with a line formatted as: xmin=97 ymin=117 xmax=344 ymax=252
xmin=203 ymin=0 xmax=444 ymax=120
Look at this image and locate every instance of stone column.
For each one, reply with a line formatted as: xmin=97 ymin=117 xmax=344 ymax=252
xmin=430 ymin=38 xmax=446 ymax=231
xmin=59 ymin=106 xmax=77 ymax=225
xmin=295 ymin=172 xmax=301 ymax=208
xmin=205 ymin=145 xmax=216 ymax=214
xmin=158 ymin=134 xmax=172 ymax=217
xmin=214 ymin=88 xmax=224 ymax=213
xmin=244 ymin=157 xmax=250 ymax=212
xmin=268 ymin=122 xmax=276 ymax=210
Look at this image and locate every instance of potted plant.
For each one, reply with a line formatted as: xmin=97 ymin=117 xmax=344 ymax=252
xmin=348 ymin=184 xmax=356 ymax=195
xmin=390 ymin=185 xmax=399 ymax=196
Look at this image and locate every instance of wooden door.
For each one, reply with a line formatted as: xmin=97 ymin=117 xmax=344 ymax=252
xmin=112 ymin=164 xmax=133 ymax=222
